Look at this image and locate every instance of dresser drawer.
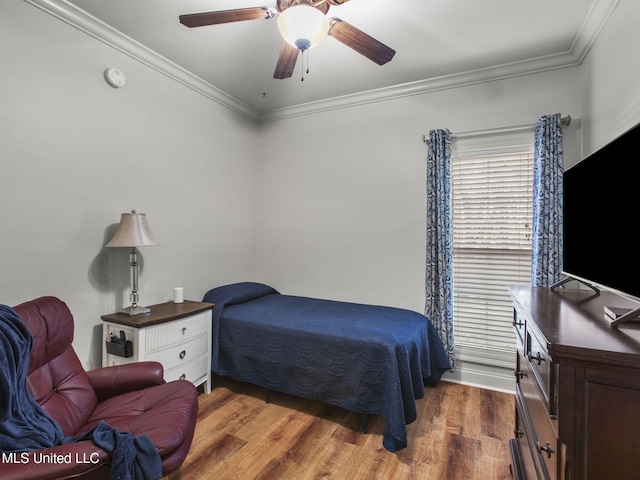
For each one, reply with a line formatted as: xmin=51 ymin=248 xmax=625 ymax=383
xmin=513 ymin=308 xmax=526 ymax=350
xmin=513 ymin=388 xmax=544 ymax=480
xmin=519 ymin=351 xmax=560 ymax=480
xmin=146 ymin=333 xmax=209 ymax=370
xmin=526 ymin=324 xmax=556 ymax=416
xmin=144 ymin=311 xmax=209 ymax=352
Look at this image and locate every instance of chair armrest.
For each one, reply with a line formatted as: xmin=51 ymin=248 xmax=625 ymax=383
xmin=86 ymin=361 xmax=165 ymax=402
xmin=0 ymin=441 xmax=109 ymax=480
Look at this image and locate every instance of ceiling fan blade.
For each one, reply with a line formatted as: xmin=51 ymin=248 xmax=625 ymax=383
xmin=328 ymin=18 xmax=395 ymax=65
xmin=180 ymin=7 xmax=276 ymax=28
xmin=273 ymin=41 xmax=299 ymax=79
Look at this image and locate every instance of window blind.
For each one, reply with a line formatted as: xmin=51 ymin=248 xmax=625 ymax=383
xmin=451 ymin=152 xmax=534 ymax=355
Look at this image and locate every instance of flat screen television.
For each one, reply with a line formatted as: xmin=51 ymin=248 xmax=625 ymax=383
xmin=562 ymin=120 xmax=640 ymax=323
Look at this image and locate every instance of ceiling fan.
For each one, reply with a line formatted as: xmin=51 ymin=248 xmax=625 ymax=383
xmin=179 ymin=0 xmax=396 ymax=79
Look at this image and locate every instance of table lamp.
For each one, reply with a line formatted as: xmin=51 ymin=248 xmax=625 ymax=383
xmin=106 ymin=210 xmax=159 ymax=315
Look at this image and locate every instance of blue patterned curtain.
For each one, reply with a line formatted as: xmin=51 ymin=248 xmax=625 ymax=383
xmin=425 ymin=129 xmax=455 ymax=368
xmin=532 ymin=114 xmax=564 ymax=287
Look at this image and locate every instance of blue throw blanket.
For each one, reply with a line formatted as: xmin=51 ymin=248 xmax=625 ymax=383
xmin=204 ymin=282 xmax=451 ymax=452
xmin=0 ymin=304 xmax=162 ymax=480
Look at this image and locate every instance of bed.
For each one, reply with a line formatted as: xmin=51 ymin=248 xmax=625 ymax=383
xmin=202 ymin=282 xmax=450 ymax=452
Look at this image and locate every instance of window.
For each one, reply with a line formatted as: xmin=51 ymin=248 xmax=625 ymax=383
xmin=451 ymin=151 xmax=534 ymax=359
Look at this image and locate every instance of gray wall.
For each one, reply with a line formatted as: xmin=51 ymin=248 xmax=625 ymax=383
xmin=255 ymin=69 xmax=582 ymax=310
xmin=579 ymin=0 xmax=640 ymax=155
xmin=1 ymin=1 xmax=258 ymax=369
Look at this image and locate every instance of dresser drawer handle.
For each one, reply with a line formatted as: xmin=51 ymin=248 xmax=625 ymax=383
xmin=515 ymin=369 xmax=527 ymax=380
xmin=528 ymin=352 xmax=545 ymax=365
xmin=182 ymin=327 xmax=187 ymax=335
xmin=179 ymin=350 xmax=186 ymax=360
xmin=180 ymin=373 xmax=186 ymax=380
xmin=536 ymin=441 xmax=555 ymax=459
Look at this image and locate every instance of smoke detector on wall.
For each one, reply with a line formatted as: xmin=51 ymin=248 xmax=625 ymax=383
xmin=104 ymin=68 xmax=126 ymax=88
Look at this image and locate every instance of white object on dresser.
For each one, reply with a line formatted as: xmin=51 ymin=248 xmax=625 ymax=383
xmin=173 ymin=287 xmax=184 ymax=303
xmin=101 ymin=300 xmax=214 ymax=394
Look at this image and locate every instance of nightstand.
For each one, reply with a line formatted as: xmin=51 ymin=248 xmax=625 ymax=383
xmin=101 ymin=300 xmax=214 ymax=394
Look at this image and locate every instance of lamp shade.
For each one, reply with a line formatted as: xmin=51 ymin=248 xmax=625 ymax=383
xmin=106 ymin=210 xmax=159 ymax=248
xmin=277 ymin=5 xmax=329 ymax=51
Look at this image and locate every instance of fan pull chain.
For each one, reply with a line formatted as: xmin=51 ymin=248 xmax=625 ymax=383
xmin=300 ymin=50 xmax=311 ymax=82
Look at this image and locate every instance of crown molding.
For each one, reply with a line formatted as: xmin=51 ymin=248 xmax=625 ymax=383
xmin=570 ymin=0 xmax=620 ymax=64
xmin=258 ymin=52 xmax=579 ymax=122
xmin=24 ymin=0 xmax=260 ymax=121
xmin=25 ymin=0 xmax=619 ymax=124
xmin=258 ymin=0 xmax=619 ymax=122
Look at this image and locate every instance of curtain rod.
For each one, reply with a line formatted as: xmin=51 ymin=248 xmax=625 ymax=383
xmin=422 ymin=115 xmax=571 ymax=144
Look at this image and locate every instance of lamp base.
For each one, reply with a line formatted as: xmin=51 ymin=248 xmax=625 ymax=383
xmin=119 ymin=305 xmax=151 ymax=316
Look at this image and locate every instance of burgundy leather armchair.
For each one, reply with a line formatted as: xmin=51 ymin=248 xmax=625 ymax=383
xmin=6 ymin=296 xmax=199 ymax=480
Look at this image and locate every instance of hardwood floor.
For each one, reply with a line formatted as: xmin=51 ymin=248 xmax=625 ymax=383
xmin=166 ymin=375 xmax=514 ymax=480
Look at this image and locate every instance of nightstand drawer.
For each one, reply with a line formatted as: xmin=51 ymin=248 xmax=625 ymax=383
xmin=147 ymin=333 xmax=208 ymax=370
xmin=145 ymin=311 xmax=209 ymax=352
xmin=164 ymin=354 xmax=209 ymax=385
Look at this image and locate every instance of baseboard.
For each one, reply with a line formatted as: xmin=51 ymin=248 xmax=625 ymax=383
xmin=442 ymin=358 xmax=515 ymax=394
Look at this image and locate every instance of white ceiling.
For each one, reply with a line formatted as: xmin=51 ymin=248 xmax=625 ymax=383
xmin=59 ymin=0 xmax=615 ymax=117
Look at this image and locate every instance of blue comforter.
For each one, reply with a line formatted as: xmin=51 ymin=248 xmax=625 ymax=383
xmin=203 ymin=283 xmax=450 ymax=452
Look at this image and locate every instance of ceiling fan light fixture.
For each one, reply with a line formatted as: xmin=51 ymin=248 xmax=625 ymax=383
xmin=277 ymin=5 xmax=329 ymax=51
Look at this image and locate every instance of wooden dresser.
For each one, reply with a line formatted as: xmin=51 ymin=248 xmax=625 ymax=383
xmin=508 ymin=286 xmax=640 ymax=480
